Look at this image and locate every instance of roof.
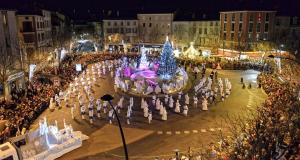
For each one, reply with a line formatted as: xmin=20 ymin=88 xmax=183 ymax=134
xmin=101 ymin=10 xmax=137 ymax=20
xmin=220 ymin=10 xmax=277 ymax=13
xmin=174 ymin=10 xmax=219 ymax=21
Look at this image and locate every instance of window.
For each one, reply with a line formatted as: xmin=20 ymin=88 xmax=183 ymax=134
xmin=204 ymin=28 xmax=207 ymax=34
xmin=23 ymin=34 xmax=34 ymax=43
xmin=231 ymin=33 xmax=234 ymax=40
xmin=149 ymin=17 xmax=151 ymax=20
xmin=231 ymin=23 xmax=235 ymax=31
xmin=256 ymin=23 xmax=261 ymax=32
xmin=143 ymin=23 xmax=145 ymax=27
xmin=107 ymin=22 xmax=111 ymax=26
xmin=210 ymin=22 xmax=213 ymax=26
xmin=121 ymin=22 xmax=123 ymax=26
xmin=38 ymin=33 xmax=41 ymax=41
xmin=265 ymin=13 xmax=269 ymax=22
xmin=239 ymin=13 xmax=243 ymax=21
xmin=199 ymin=28 xmax=202 ymax=34
xmin=239 ymin=23 xmax=242 ymax=32
xmin=223 ymin=23 xmax=227 ymax=31
xmin=120 ymin=28 xmax=124 ymax=33
xmin=224 ymin=14 xmax=227 ymax=21
xmin=249 ymin=14 xmax=254 ymax=22
xmin=22 ymin=22 xmax=33 ymax=32
xmin=223 ymin=33 xmax=226 ymax=39
xmin=264 ymin=23 xmax=269 ymax=32
xmin=107 ymin=28 xmax=112 ymax=33
xmin=114 ymin=22 xmax=117 ymax=26
xmin=149 ymin=23 xmax=152 ymax=27
xmin=133 ymin=21 xmax=136 ymax=26
xmin=127 ymin=22 xmax=130 ymax=26
xmin=232 ymin=14 xmax=235 ymax=22
xmin=113 ymin=28 xmax=118 ymax=33
xmin=249 ymin=23 xmax=253 ymax=32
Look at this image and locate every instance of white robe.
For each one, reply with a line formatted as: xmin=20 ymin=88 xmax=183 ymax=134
xmin=175 ymin=101 xmax=181 ymax=113
xmin=202 ymin=99 xmax=208 ymax=111
xmin=183 ymin=105 xmax=188 ymax=116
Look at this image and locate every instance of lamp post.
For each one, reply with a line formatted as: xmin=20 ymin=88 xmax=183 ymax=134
xmin=101 ymin=94 xmax=128 ymax=160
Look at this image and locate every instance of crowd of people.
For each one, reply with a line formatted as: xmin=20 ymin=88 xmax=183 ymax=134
xmin=212 ymin=62 xmax=300 ymax=159
xmin=0 ymin=52 xmax=123 ymax=144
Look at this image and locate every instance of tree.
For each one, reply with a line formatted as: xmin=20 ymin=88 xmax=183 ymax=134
xmin=173 ymin=24 xmax=190 ymax=49
xmin=157 ymin=39 xmax=177 ymax=79
xmin=0 ymin=46 xmax=16 ymax=100
xmin=255 ymin=41 xmax=276 ymax=58
xmin=149 ymin=26 xmax=163 ymax=43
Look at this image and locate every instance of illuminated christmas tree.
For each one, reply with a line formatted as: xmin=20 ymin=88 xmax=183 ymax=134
xmin=157 ymin=37 xmax=177 ymax=79
xmin=137 ymin=46 xmax=149 ymax=69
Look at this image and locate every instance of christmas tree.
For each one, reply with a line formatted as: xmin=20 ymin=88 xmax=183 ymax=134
xmin=137 ymin=46 xmax=149 ymax=69
xmin=157 ymin=37 xmax=177 ymax=79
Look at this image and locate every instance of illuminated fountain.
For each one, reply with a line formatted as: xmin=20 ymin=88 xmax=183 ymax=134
xmin=182 ymin=42 xmax=200 ymax=59
xmin=115 ymin=37 xmax=188 ymax=96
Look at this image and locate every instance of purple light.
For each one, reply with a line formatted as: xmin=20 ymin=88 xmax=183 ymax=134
xmin=130 ymin=69 xmax=157 ymax=79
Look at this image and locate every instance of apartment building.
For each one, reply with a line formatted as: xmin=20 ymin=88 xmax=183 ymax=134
xmin=220 ymin=11 xmax=276 ymax=50
xmin=137 ymin=13 xmax=174 ymax=43
xmin=17 ymin=9 xmax=52 ymax=60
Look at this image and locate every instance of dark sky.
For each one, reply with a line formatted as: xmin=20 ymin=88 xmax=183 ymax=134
xmin=1 ymin=0 xmax=299 ymax=20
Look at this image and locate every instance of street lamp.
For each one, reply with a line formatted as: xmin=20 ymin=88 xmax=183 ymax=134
xmin=101 ymin=94 xmax=129 ymax=160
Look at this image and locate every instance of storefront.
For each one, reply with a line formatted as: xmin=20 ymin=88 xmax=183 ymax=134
xmin=5 ymin=71 xmax=25 ymax=100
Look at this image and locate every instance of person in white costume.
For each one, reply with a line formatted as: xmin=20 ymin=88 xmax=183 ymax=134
xmin=183 ymin=105 xmax=188 ymax=116
xmin=130 ymin=97 xmax=134 ymax=108
xmin=169 ymin=96 xmax=174 ymax=108
xmin=126 ymin=108 xmax=131 ymax=125
xmin=81 ymin=105 xmax=86 ymax=119
xmin=175 ymin=100 xmax=181 ymax=113
xmin=159 ymin=102 xmax=164 ymax=115
xmin=155 ymin=85 xmax=161 ymax=94
xmin=96 ymin=99 xmax=102 ymax=118
xmin=148 ymin=111 xmax=152 ymax=124
xmin=193 ymin=96 xmax=198 ymax=108
xmin=108 ymin=109 xmax=113 ymax=124
xmin=141 ymin=98 xmax=145 ymax=109
xmin=103 ymin=100 xmax=108 ymax=113
xmin=162 ymin=107 xmax=167 ymax=121
xmin=185 ymin=94 xmax=190 ymax=105
xmin=202 ymin=98 xmax=208 ymax=111
xmin=143 ymin=105 xmax=149 ymax=117
xmin=156 ymin=98 xmax=161 ymax=110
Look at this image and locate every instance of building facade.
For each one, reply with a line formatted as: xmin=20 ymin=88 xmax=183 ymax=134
xmin=102 ymin=19 xmax=138 ymax=50
xmin=220 ymin=11 xmax=276 ymax=50
xmin=0 ymin=10 xmax=25 ymax=99
xmin=17 ymin=10 xmax=52 ymax=61
xmin=172 ymin=20 xmax=219 ymax=49
xmin=137 ymin=13 xmax=174 ymax=43
xmin=275 ymin=16 xmax=300 ymax=52
xmin=51 ymin=11 xmax=71 ymax=48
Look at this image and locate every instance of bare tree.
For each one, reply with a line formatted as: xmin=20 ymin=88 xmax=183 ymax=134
xmin=0 ymin=46 xmax=16 ymax=100
xmin=149 ymin=26 xmax=163 ymax=43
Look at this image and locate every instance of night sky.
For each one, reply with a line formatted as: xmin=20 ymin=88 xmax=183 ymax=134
xmin=1 ymin=0 xmax=299 ymax=20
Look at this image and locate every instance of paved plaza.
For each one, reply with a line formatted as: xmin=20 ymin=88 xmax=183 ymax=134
xmin=29 ymin=63 xmax=267 ymax=160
